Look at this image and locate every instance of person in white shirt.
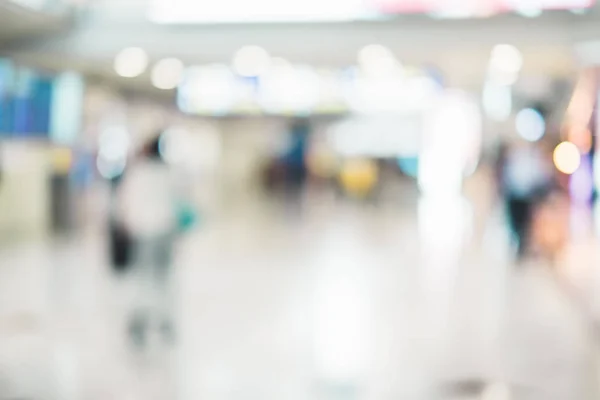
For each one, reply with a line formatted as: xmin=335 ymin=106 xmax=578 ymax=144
xmin=117 ymin=135 xmax=179 ymax=347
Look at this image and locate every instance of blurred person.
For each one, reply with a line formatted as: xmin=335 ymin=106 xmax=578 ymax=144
xmin=108 ymin=174 xmax=133 ymax=271
xmin=283 ymin=119 xmax=310 ymax=187
xmin=500 ymin=141 xmax=553 ymax=259
xmin=501 ymin=189 xmax=600 ymax=400
xmin=443 ymin=191 xmax=592 ymax=400
xmin=261 ymin=120 xmax=310 ymax=195
xmin=116 ymin=133 xmax=193 ymax=347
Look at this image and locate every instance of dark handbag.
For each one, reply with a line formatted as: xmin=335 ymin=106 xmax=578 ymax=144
xmin=109 ymin=219 xmax=133 ymax=272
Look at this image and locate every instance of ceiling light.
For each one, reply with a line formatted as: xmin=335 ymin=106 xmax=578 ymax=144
xmin=178 ymin=64 xmax=238 ymax=115
xmin=258 ymin=65 xmax=320 ymax=113
xmin=114 ymin=47 xmax=149 ymax=78
xmin=151 ymin=58 xmax=185 ymax=90
xmin=232 ymin=46 xmax=271 ymax=77
xmin=490 ymin=44 xmax=523 ymax=75
xmin=357 ymin=44 xmax=400 ymax=77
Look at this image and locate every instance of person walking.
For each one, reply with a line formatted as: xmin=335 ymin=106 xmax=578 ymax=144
xmin=116 ymin=134 xmax=188 ymax=347
xmin=500 ymin=141 xmax=552 ymax=258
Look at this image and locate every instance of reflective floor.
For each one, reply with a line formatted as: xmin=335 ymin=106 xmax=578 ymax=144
xmin=0 ymin=186 xmax=599 ymax=400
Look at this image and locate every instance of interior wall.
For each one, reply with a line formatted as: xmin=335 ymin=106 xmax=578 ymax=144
xmin=0 ymin=142 xmax=50 ymax=240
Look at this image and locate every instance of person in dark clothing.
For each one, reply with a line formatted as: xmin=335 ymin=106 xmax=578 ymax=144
xmin=282 ymin=119 xmax=310 ymax=189
xmin=500 ymin=142 xmax=552 ymax=258
xmin=506 ymin=197 xmax=532 ymax=257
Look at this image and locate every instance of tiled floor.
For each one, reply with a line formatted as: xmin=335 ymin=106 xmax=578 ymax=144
xmin=0 ymin=190 xmax=598 ymax=400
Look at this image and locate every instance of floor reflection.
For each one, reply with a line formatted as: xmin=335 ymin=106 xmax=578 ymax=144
xmin=0 ymin=191 xmax=598 ymax=399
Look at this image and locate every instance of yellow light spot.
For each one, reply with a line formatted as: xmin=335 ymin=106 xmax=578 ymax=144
xmin=339 ymin=159 xmax=378 ymax=197
xmin=553 ymin=141 xmax=581 ymax=175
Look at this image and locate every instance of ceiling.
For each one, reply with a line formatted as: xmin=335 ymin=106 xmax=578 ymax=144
xmin=1 ymin=0 xmax=600 ymax=97
xmin=0 ymin=0 xmax=71 ymax=43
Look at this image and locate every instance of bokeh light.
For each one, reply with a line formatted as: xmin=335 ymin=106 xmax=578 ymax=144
xmin=420 ymin=90 xmax=481 ymax=195
xmin=96 ymin=155 xmax=126 ymax=179
xmin=98 ymin=125 xmax=130 ymax=162
xmin=232 ymin=46 xmax=271 ymax=77
xmin=482 ymin=82 xmax=512 ymax=121
xmin=357 ymin=44 xmax=400 ymax=78
xmin=159 ymin=124 xmax=221 ymax=172
xmin=488 ymin=44 xmax=522 ymax=86
xmin=553 ymin=141 xmax=581 ymax=175
xmin=96 ymin=124 xmax=130 ymax=179
xmin=490 ymin=44 xmax=523 ymax=74
xmin=339 ymin=159 xmax=378 ymax=198
xmin=178 ymin=65 xmax=238 ymax=115
xmin=515 ymin=108 xmax=545 ymax=142
xmin=327 ymin=115 xmax=421 ymax=158
xmin=151 ymin=58 xmax=185 ymax=90
xmin=258 ymin=64 xmax=320 ymax=113
xmin=114 ymin=47 xmax=149 ymax=78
